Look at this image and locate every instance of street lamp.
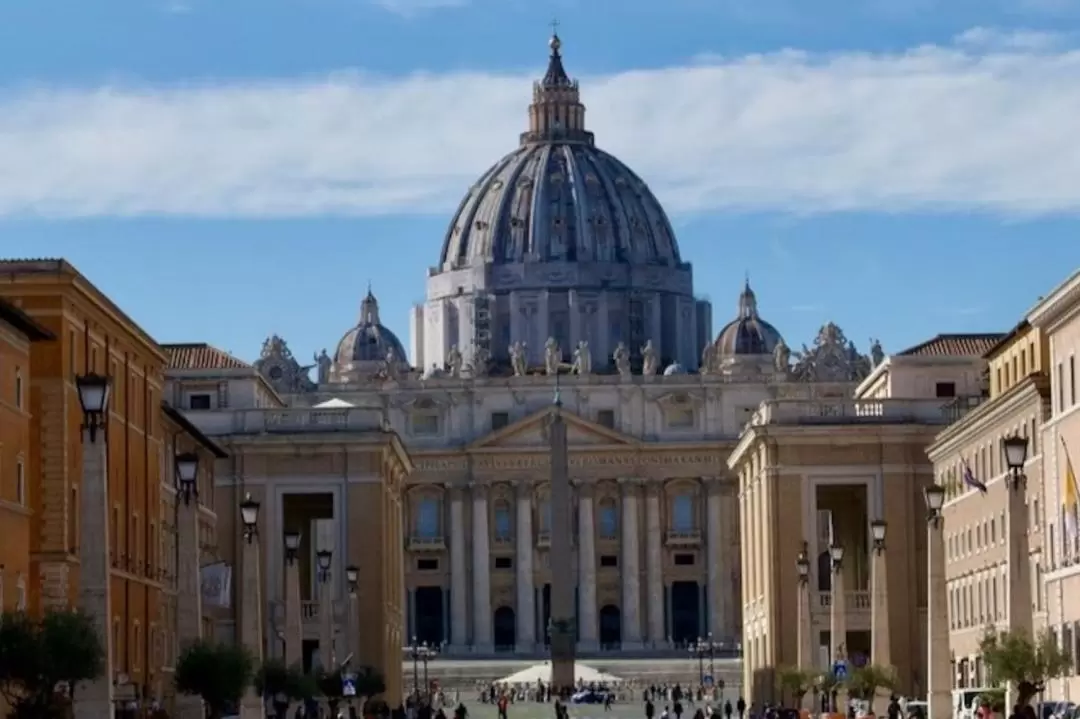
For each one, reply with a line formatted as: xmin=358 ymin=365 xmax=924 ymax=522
xmin=316 ymin=549 xmax=333 ymax=583
xmin=796 ymin=541 xmax=811 ymax=585
xmin=1002 ymin=435 xmax=1029 ymax=489
xmin=924 ymin=484 xmax=945 ymax=527
xmin=76 ymin=373 xmax=111 ymax=443
xmin=829 ymin=542 xmax=845 ymax=571
xmin=406 ymin=637 xmax=438 ymax=702
xmin=345 ymin=565 xmax=359 ymax=593
xmin=174 ymin=452 xmax=199 ymax=505
xmin=690 ymin=634 xmax=721 ymax=693
xmin=870 ymin=519 xmax=887 ymax=554
xmin=239 ymin=493 xmax=260 ymax=543
xmin=283 ymin=530 xmax=301 ymax=564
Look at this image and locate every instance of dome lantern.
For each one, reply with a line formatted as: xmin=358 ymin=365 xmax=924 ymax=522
xmin=521 ymin=30 xmax=594 ymax=147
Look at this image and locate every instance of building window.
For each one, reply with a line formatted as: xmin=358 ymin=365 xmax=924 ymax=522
xmin=598 ymin=499 xmax=618 ymax=539
xmin=670 ymin=494 xmax=694 ymax=532
xmin=15 ymin=460 xmax=25 ymax=505
xmin=935 ymin=382 xmax=956 ymax=398
xmin=188 ymin=394 xmax=212 ymax=410
xmin=14 ymin=368 xmax=22 ymax=409
xmin=1059 ymin=363 xmax=1065 ymax=412
xmin=411 ymin=413 xmax=440 ymax=436
xmin=673 ymin=553 xmax=695 ymax=566
xmin=415 ymin=497 xmax=441 ymax=538
xmin=667 ymin=408 xmax=695 ymax=429
xmin=493 ymin=500 xmax=512 ymax=540
xmin=416 ymin=558 xmax=438 ymax=571
xmin=596 ymin=410 xmax=615 ymax=428
xmin=1071 ymin=356 xmax=1077 ymax=406
xmin=493 ymin=556 xmax=513 ymax=570
xmin=600 ymin=554 xmax=618 ymax=568
xmin=491 ymin=412 xmax=510 ymax=431
xmin=15 ymin=577 xmax=25 ymax=611
xmin=538 ymin=499 xmax=551 ymax=533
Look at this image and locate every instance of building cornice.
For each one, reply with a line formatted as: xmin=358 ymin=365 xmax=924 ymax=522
xmin=1027 ymin=268 xmax=1080 ymax=333
xmin=926 ymin=374 xmax=1050 ymax=463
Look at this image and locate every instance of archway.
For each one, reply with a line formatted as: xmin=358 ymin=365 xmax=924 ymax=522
xmin=415 ymin=586 xmax=444 ymax=645
xmin=493 ymin=606 xmax=516 ymax=650
xmin=671 ymin=581 xmax=700 ymax=644
xmin=599 ymin=605 xmax=621 ymax=648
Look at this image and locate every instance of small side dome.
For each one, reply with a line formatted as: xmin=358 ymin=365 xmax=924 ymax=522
xmin=663 ymin=362 xmax=687 ymax=376
xmin=715 ymin=279 xmax=784 ymax=356
xmin=333 ymin=288 xmax=408 ymax=367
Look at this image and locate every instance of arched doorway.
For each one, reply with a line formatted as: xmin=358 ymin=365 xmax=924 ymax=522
xmin=415 ymin=586 xmax=444 ymax=645
xmin=671 ymin=581 xmax=700 ymax=644
xmin=599 ymin=605 xmax=621 ymax=648
xmin=493 ymin=606 xmax=516 ymax=650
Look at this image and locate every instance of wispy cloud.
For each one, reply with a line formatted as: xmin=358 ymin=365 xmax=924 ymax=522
xmin=371 ymin=0 xmax=468 ymax=17
xmin=954 ymin=26 xmax=1068 ymax=51
xmin=3 ymin=29 xmax=1080 ymax=219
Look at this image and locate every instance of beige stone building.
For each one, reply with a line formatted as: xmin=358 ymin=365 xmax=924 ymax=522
xmin=926 ymin=323 xmax=1050 ymax=693
xmin=729 ymin=333 xmax=1003 ymax=703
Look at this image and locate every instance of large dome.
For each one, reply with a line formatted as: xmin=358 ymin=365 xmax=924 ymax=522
xmin=438 ymin=34 xmax=680 ymax=271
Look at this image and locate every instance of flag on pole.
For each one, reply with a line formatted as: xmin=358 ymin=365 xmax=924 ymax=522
xmin=1063 ymin=436 xmax=1079 ymax=542
xmin=961 ymin=457 xmax=988 ymax=493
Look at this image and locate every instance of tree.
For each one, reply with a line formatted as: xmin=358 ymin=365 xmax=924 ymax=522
xmin=174 ymin=639 xmax=255 ymax=719
xmin=352 ymin=666 xmax=386 ymax=703
xmin=843 ymin=665 xmax=896 ymax=701
xmin=777 ymin=667 xmax=815 ymax=707
xmin=980 ymin=628 xmax=1070 ymax=708
xmin=0 ymin=609 xmax=105 ymax=719
xmin=255 ymin=659 xmax=315 ymax=719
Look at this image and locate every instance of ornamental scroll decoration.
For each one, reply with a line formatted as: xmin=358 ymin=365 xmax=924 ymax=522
xmin=255 ymin=334 xmax=316 ymax=394
xmin=789 ymin=322 xmax=872 ymax=383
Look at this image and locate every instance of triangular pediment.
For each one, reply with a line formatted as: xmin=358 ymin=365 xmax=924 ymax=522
xmin=468 ymin=407 xmax=637 ymax=450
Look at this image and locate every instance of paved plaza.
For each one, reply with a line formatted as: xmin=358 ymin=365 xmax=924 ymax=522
xmin=455 ymin=694 xmax=739 ymax=719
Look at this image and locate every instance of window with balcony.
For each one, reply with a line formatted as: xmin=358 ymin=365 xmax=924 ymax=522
xmin=493 ymin=500 xmax=512 ymax=541
xmin=671 ymin=494 xmax=694 ymax=533
xmin=598 ymin=498 xmax=618 ymax=539
xmin=416 ymin=497 xmax=441 ymax=538
xmin=538 ymin=499 xmax=551 ymax=533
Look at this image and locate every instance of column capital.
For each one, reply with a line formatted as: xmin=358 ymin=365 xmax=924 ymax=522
xmin=575 ymin=481 xmax=594 ymax=498
xmin=515 ymin=479 xmax=535 ymax=498
xmin=468 ymin=481 xmax=489 ymax=498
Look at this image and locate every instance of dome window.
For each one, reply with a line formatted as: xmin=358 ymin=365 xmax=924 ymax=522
xmin=491 ymin=180 xmax=504 ymax=190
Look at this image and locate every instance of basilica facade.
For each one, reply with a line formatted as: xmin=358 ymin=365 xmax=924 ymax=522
xmin=169 ymin=34 xmax=879 ymax=661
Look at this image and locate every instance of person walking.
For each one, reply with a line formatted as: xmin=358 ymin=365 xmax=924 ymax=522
xmin=736 ymin=697 xmax=746 ymax=719
xmin=724 ymin=700 xmax=733 ymax=719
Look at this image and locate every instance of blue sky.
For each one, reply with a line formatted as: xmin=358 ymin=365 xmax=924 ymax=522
xmin=2 ymin=0 xmax=1079 ymax=364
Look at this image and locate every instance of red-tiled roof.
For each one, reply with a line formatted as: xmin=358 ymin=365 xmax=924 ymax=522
xmin=163 ymin=343 xmax=250 ymax=371
xmin=896 ymin=333 xmax=1006 ymax=358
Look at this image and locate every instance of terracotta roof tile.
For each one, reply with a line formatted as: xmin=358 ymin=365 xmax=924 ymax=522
xmin=896 ymin=333 xmax=1006 ymax=358
xmin=163 ymin=343 xmax=250 ymax=371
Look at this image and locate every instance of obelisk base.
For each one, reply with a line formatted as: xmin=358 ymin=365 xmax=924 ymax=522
xmin=550 ymin=629 xmax=576 ymax=695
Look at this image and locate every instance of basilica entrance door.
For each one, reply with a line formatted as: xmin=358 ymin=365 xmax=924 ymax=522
xmin=671 ymin=581 xmax=700 ymax=643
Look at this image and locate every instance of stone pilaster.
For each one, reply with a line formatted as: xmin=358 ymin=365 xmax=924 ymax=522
xmin=797 ymin=577 xmax=814 ymax=677
xmin=239 ymin=536 xmax=264 ymax=719
xmin=870 ymin=544 xmax=891 ymax=667
xmin=73 ymin=430 xmax=114 ymax=719
xmin=175 ymin=497 xmax=204 ymax=719
xmin=284 ymin=560 xmax=302 ymax=667
xmin=470 ymin=483 xmax=492 ymax=652
xmin=319 ymin=574 xmax=334 ymax=668
xmin=619 ymin=479 xmax=642 ymax=649
xmin=830 ymin=558 xmax=847 ymax=711
xmin=1006 ymin=477 xmax=1033 ymax=709
xmin=927 ymin=519 xmax=951 ymax=719
xmin=706 ymin=479 xmax=723 ymax=640
xmin=515 ymin=483 xmax=535 ymax=652
xmin=347 ymin=590 xmax=360 ymax=666
xmin=448 ymin=485 xmax=468 ymax=651
xmin=645 ymin=484 xmax=664 ymax=646
xmin=576 ymin=483 xmax=598 ymax=651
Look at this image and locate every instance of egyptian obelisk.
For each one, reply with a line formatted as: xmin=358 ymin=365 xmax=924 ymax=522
xmin=548 ymin=383 xmax=576 ymax=694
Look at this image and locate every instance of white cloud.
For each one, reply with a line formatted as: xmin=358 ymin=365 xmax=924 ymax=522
xmin=371 ymin=0 xmax=468 ymax=17
xmin=3 ymin=30 xmax=1080 ymax=219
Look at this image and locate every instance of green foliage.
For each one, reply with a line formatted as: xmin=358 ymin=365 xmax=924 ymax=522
xmin=174 ymin=639 xmax=255 ymax=719
xmin=979 ymin=628 xmax=1071 ymax=707
xmin=843 ymin=665 xmax=896 ymax=701
xmin=0 ymin=609 xmax=105 ymax=719
xmin=352 ymin=666 xmax=386 ymax=699
xmin=978 ymin=688 xmax=1006 ymax=712
xmin=816 ymin=671 xmax=840 ymax=697
xmin=776 ymin=667 xmax=815 ymax=704
xmin=256 ymin=659 xmax=315 ymax=719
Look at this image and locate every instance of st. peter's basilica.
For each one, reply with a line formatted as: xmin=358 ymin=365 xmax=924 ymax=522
xmin=168 ymin=33 xmax=880 ymax=662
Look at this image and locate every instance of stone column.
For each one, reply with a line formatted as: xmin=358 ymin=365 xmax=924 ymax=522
xmin=830 ymin=553 xmax=847 ymax=712
xmin=175 ymin=493 xmax=204 ymax=719
xmin=706 ymin=479 xmax=723 ymax=642
xmin=347 ymin=585 xmax=360 ymax=666
xmin=284 ymin=555 xmax=302 ymax=667
xmin=471 ymin=483 xmax=493 ymax=652
xmin=927 ymin=515 xmax=951 ymax=719
xmin=645 ymin=483 xmax=665 ymax=646
xmin=320 ymin=571 xmax=334 ymax=668
xmin=577 ymin=483 xmax=598 ymax=651
xmin=239 ymin=529 xmax=264 ymax=718
xmin=870 ymin=540 xmax=891 ymax=667
xmin=1005 ymin=474 xmax=1033 ymax=710
xmin=619 ymin=479 xmax=643 ymax=649
xmin=797 ymin=574 xmax=814 ymax=670
xmin=74 ymin=430 xmax=114 ymax=719
xmin=448 ymin=485 xmax=468 ymax=651
xmin=515 ymin=483 xmax=536 ymax=653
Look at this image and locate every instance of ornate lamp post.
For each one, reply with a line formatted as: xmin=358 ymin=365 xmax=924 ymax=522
xmin=345 ymin=565 xmax=360 ymax=666
xmin=1002 ymin=434 xmax=1033 ymax=708
xmin=283 ymin=530 xmax=303 ymax=668
xmin=828 ymin=540 xmax=846 ymax=713
xmin=238 ymin=493 xmax=264 ymax=719
xmin=73 ymin=373 xmax=114 ymax=719
xmin=690 ymin=634 xmax=721 ymax=695
xmin=924 ymin=484 xmax=950 ymax=719
xmin=174 ymin=452 xmax=204 ymax=719
xmin=317 ymin=549 xmax=335 ymax=669
xmin=406 ymin=638 xmax=438 ymax=702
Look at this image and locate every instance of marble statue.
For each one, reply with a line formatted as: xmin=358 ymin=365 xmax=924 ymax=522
xmin=700 ymin=343 xmax=716 ymax=375
xmin=471 ymin=346 xmax=490 ymax=377
xmin=447 ymin=344 xmax=463 ymax=378
xmin=613 ymin=343 xmax=631 ymax=378
xmin=510 ymin=341 xmax=528 ymax=377
xmin=544 ymin=337 xmax=561 ymax=376
xmin=869 ymin=338 xmax=884 ymax=368
xmin=572 ymin=341 xmax=592 ymax=376
xmin=773 ymin=338 xmax=790 ymax=373
xmin=641 ymin=340 xmax=659 ymax=377
xmin=382 ymin=347 xmax=400 ymax=381
xmin=313 ymin=349 xmax=331 ymax=385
